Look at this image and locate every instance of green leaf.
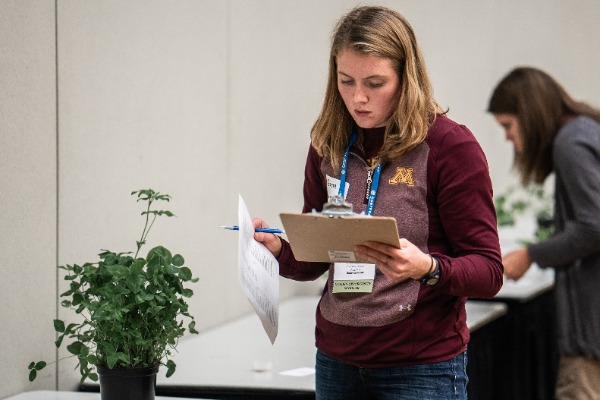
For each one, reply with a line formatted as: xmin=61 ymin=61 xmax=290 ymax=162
xmin=178 ymin=266 xmax=192 ymax=280
xmin=188 ymin=320 xmax=198 ymax=334
xmin=99 ymin=341 xmax=116 ymax=356
xmin=155 ymin=194 xmax=171 ymax=201
xmin=103 ymin=253 xmax=119 ymax=265
xmin=72 ymin=293 xmax=84 ymax=306
xmin=146 ymin=256 xmax=160 ymax=271
xmin=172 ymin=254 xmax=184 ymax=267
xmin=165 ymin=359 xmax=176 ymax=378
xmin=143 ymin=293 xmax=155 ymax=301
xmin=117 ymin=352 xmax=131 ymax=364
xmin=67 ymin=341 xmax=84 ymax=356
xmin=126 ymin=276 xmax=142 ymax=294
xmin=53 ymin=319 xmax=66 ymax=333
xmin=148 ymin=246 xmax=172 ymax=261
xmin=107 ymin=264 xmax=128 ymax=278
xmin=87 ymin=355 xmax=99 ymax=365
xmin=65 ymin=323 xmax=79 ymax=334
xmin=35 ymin=361 xmax=47 ymax=370
xmin=156 ymin=210 xmax=174 ymax=217
xmin=28 ymin=369 xmax=37 ymax=382
xmin=107 ymin=353 xmax=119 ymax=369
xmin=79 ymin=344 xmax=89 ymax=358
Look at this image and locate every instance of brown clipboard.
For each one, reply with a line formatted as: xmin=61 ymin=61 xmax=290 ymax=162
xmin=279 ymin=212 xmax=400 ymax=263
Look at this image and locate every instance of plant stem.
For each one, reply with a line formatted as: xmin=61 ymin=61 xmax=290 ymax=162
xmin=135 ymin=198 xmax=153 ymax=259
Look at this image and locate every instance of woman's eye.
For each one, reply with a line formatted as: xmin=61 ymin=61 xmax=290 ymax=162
xmin=367 ymin=81 xmax=384 ymax=88
xmin=340 ymin=79 xmax=354 ymax=86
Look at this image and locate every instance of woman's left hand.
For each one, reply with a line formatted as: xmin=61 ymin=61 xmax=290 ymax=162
xmin=355 ymin=238 xmax=432 ymax=282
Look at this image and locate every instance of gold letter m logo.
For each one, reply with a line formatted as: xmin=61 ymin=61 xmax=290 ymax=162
xmin=389 ymin=167 xmax=415 ymax=186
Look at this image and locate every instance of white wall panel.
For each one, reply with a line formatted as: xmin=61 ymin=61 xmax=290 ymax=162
xmin=0 ymin=0 xmax=57 ymax=397
xmin=226 ymin=0 xmax=345 ymax=298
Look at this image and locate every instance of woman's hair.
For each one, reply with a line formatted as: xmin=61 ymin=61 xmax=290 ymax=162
xmin=488 ymin=66 xmax=600 ymax=184
xmin=311 ymin=6 xmax=443 ymax=171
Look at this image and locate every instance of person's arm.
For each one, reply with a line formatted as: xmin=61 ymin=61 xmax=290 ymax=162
xmin=429 ymin=123 xmax=504 ymax=298
xmin=529 ymin=121 xmax=600 ymax=268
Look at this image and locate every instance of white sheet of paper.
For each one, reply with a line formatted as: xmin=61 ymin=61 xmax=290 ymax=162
xmin=237 ymin=194 xmax=279 ymax=344
xmin=279 ymin=367 xmax=316 ymax=377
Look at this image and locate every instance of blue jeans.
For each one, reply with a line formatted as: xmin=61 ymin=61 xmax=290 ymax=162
xmin=315 ymin=349 xmax=468 ymax=400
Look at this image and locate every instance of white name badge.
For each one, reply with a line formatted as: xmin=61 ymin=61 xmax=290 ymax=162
xmin=326 ymin=175 xmax=349 ymax=201
xmin=332 ymin=262 xmax=375 ymax=293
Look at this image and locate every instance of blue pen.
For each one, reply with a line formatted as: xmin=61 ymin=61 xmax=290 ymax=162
xmin=219 ymin=225 xmax=285 ymax=234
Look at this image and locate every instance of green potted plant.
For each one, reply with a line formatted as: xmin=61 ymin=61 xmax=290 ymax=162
xmin=28 ymin=189 xmax=198 ymax=400
xmin=494 ymin=184 xmax=555 ymax=243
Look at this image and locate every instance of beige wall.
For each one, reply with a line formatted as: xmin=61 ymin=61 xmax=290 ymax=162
xmin=2 ymin=0 xmax=600 ymax=397
xmin=0 ymin=0 xmax=59 ymax=396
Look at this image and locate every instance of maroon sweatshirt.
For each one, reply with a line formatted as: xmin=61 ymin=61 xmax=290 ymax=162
xmin=278 ymin=114 xmax=503 ymax=367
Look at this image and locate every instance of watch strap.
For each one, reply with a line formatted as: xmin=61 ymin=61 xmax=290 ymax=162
xmin=419 ymin=256 xmax=440 ymax=285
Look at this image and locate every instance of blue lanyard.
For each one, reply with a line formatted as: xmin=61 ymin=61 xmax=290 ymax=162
xmin=338 ymin=128 xmax=382 ymax=216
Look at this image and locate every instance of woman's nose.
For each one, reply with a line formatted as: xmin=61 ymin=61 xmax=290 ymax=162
xmin=353 ymin=86 xmax=368 ymax=103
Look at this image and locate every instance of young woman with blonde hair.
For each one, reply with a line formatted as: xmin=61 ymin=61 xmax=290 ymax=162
xmin=254 ymin=6 xmax=503 ymax=399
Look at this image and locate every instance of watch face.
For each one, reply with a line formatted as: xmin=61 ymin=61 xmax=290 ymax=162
xmin=426 ymin=275 xmax=439 ymax=285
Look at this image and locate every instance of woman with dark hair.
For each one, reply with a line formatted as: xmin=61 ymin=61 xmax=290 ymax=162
xmin=253 ymin=6 xmax=503 ymax=399
xmin=489 ymin=66 xmax=600 ymax=399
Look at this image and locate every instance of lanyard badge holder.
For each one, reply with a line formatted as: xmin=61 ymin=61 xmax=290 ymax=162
xmin=278 ymin=128 xmax=400 ymax=292
xmin=317 ymin=196 xmax=377 ymax=294
xmin=324 ymin=129 xmax=381 ymax=294
xmin=319 ymin=195 xmax=354 ymax=217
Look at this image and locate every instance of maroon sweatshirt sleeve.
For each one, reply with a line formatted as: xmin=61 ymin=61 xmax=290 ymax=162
xmin=426 ymin=121 xmax=503 ymax=298
xmin=277 ymin=145 xmax=330 ymax=281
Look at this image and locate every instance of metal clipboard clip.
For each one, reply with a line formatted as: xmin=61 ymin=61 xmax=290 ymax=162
xmin=314 ymin=195 xmax=355 ymax=218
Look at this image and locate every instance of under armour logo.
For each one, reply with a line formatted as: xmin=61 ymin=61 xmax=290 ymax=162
xmin=399 ymin=304 xmax=413 ymax=312
xmin=389 ymin=167 xmax=414 ymax=186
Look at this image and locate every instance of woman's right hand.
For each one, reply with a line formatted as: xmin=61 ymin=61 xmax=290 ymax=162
xmin=252 ymin=218 xmax=282 ymax=258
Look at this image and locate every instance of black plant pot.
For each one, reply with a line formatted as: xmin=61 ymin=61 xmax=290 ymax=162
xmin=97 ymin=364 xmax=159 ymax=400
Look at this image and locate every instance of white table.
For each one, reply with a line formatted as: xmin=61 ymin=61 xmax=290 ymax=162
xmin=466 ymin=300 xmax=507 ymax=331
xmin=3 ymin=391 xmax=199 ymax=400
xmin=156 ymin=296 xmax=320 ymax=395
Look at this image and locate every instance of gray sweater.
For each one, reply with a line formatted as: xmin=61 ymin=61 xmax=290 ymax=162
xmin=529 ymin=115 xmax=600 ymax=358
